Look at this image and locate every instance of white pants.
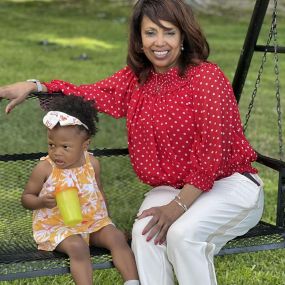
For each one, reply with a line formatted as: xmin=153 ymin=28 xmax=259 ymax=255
xmin=132 ymin=173 xmax=264 ymax=285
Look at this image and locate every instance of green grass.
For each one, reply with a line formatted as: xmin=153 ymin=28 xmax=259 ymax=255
xmin=0 ymin=0 xmax=285 ymax=284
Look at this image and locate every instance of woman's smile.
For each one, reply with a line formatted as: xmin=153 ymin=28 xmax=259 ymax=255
xmin=153 ymin=50 xmax=169 ymax=59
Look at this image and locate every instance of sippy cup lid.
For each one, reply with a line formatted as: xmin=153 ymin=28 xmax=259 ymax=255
xmin=55 ymin=186 xmax=78 ymax=194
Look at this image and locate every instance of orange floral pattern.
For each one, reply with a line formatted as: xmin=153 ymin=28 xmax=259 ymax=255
xmin=32 ymin=152 xmax=112 ymax=251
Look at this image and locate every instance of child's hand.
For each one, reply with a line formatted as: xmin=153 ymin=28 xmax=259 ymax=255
xmin=40 ymin=193 xmax=57 ymax=209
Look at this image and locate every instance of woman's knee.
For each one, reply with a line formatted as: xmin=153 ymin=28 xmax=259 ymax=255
xmin=132 ymin=216 xmax=152 ymax=238
xmin=167 ymin=220 xmax=205 ymax=248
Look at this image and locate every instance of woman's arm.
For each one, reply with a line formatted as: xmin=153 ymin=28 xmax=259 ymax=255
xmin=43 ymin=66 xmax=138 ymax=118
xmin=21 ymin=160 xmax=55 ymax=210
xmin=0 ymin=66 xmax=137 ymax=117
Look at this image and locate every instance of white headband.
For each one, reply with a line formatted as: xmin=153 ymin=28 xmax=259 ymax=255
xmin=43 ymin=111 xmax=89 ymax=130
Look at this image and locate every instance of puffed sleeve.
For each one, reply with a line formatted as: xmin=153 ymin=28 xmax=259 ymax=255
xmin=43 ymin=66 xmax=138 ymax=118
xmin=184 ymin=63 xmax=241 ymax=191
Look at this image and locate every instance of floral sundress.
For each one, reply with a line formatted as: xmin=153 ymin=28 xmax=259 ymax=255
xmin=32 ymin=152 xmax=112 ymax=251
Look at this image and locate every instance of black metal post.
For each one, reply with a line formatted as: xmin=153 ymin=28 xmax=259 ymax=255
xmin=232 ymin=0 xmax=269 ymax=103
xmin=255 ymin=45 xmax=285 ymax=53
xmin=276 ymin=168 xmax=285 ymax=228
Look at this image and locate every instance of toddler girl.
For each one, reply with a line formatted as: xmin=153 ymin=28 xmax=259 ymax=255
xmin=21 ymin=95 xmax=139 ymax=285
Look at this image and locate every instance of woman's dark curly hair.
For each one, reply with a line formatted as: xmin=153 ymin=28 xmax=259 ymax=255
xmin=127 ymin=0 xmax=209 ymax=84
xmin=47 ymin=94 xmax=98 ymax=137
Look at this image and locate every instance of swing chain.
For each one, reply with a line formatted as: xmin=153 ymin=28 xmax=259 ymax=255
xmin=243 ymin=0 xmax=283 ymax=160
xmin=242 ymin=8 xmax=274 ymax=133
xmin=242 ymin=45 xmax=268 ymax=133
xmin=272 ymin=0 xmax=283 ymax=160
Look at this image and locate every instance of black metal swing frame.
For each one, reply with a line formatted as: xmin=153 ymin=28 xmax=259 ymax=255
xmin=0 ymin=0 xmax=284 ymax=281
xmin=228 ymin=0 xmax=285 ymax=250
xmin=215 ymin=0 xmax=285 ymax=255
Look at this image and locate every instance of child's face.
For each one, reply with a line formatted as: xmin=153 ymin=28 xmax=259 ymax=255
xmin=47 ymin=126 xmax=90 ymax=169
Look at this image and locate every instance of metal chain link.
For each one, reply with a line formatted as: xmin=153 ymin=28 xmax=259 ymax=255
xmin=243 ymin=2 xmax=275 ymax=133
xmin=243 ymin=0 xmax=283 ymax=160
xmin=272 ymin=0 xmax=283 ymax=160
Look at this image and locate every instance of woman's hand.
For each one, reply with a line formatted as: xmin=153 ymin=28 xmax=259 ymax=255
xmin=0 ymin=82 xmax=39 ymax=113
xmin=137 ymin=184 xmax=203 ymax=245
xmin=137 ymin=201 xmax=184 ymax=245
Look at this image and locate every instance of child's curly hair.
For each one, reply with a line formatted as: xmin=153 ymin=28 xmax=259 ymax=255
xmin=47 ymin=94 xmax=98 ymax=137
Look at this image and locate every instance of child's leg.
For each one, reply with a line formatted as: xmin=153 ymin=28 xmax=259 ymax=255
xmin=90 ymin=225 xmax=139 ymax=282
xmin=56 ymin=234 xmax=93 ymax=285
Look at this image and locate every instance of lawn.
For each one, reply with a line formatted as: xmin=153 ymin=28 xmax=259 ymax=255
xmin=0 ymin=0 xmax=284 ymax=284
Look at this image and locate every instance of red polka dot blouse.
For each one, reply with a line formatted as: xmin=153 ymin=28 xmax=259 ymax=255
xmin=44 ymin=61 xmax=257 ymax=191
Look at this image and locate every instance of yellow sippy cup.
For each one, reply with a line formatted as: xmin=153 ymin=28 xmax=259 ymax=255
xmin=55 ymin=186 xmax=83 ymax=226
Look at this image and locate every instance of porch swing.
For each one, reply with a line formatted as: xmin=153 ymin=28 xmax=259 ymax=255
xmin=0 ymin=0 xmax=284 ymax=281
xmin=218 ymin=0 xmax=285 ymax=255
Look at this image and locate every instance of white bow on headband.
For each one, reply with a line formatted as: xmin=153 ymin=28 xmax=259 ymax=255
xmin=43 ymin=111 xmax=89 ymax=130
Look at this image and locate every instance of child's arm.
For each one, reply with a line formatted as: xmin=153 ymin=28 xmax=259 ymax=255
xmin=21 ymin=160 xmax=56 ymax=210
xmin=89 ymin=154 xmax=109 ymax=209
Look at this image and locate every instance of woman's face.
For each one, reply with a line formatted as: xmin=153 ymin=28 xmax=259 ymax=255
xmin=141 ymin=16 xmax=183 ymax=73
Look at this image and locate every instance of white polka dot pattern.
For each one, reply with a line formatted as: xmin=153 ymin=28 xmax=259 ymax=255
xmin=44 ymin=62 xmax=257 ymax=191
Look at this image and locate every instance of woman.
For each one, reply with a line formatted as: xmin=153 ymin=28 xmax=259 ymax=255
xmin=0 ymin=1 xmax=264 ymax=284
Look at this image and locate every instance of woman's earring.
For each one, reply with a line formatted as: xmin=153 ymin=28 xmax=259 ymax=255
xmin=181 ymin=44 xmax=184 ymax=51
